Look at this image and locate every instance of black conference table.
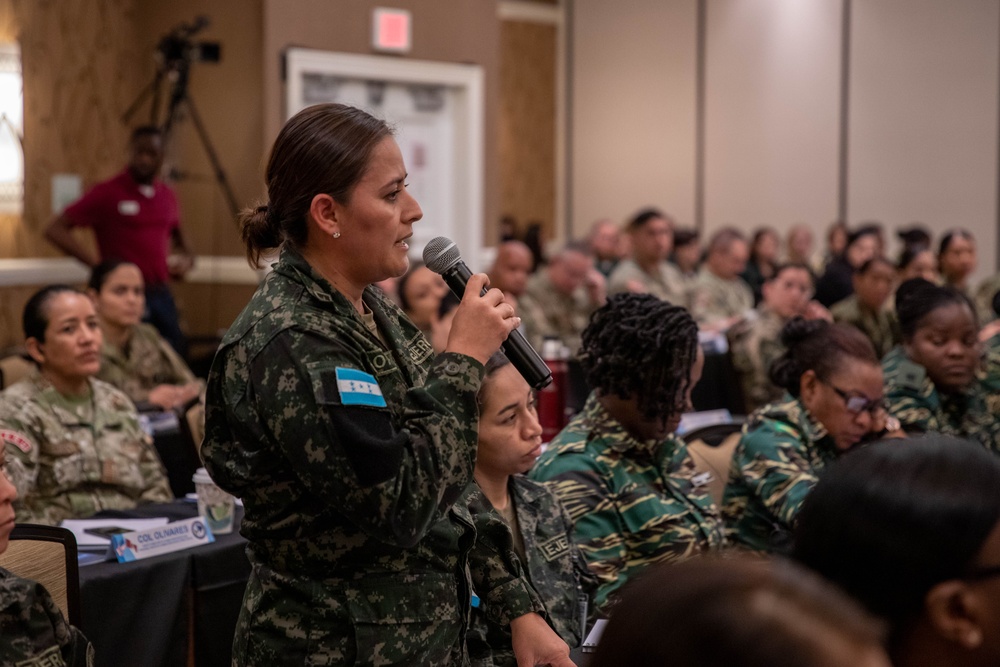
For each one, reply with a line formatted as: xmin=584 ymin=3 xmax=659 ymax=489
xmin=78 ymin=501 xmax=250 ymax=667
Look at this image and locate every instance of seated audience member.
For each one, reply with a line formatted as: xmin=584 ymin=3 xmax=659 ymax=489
xmin=786 ymin=224 xmax=821 ymax=275
xmin=670 ymin=227 xmax=701 ymax=298
xmin=974 ymin=270 xmax=1000 ymax=326
xmin=722 ymin=319 xmax=897 ymax=553
xmin=821 ymin=221 xmax=849 ymax=269
xmin=689 ymin=227 xmax=754 ymax=331
xmin=831 ymin=257 xmax=898 ymax=359
xmin=397 ymin=261 xmax=449 ymax=338
xmin=0 ymin=286 xmax=172 ymax=525
xmin=590 ymin=557 xmax=890 ymax=667
xmin=814 ymin=225 xmax=879 ymax=308
xmin=488 ymin=239 xmax=534 ymax=304
xmin=607 ymin=208 xmax=686 ymax=305
xmin=741 ymin=227 xmax=780 ymax=304
xmin=883 ymin=279 xmax=1000 ymax=453
xmin=587 ymin=218 xmax=623 ymax=278
xmin=897 ymin=225 xmax=932 ymax=253
xmin=518 ymin=242 xmax=606 ymax=355
xmin=731 ymin=264 xmax=830 ymax=412
xmin=794 ymin=435 xmax=1000 ymax=667
xmin=0 ymin=445 xmax=95 ymax=665
xmin=429 ymin=291 xmax=460 ymax=354
xmin=896 ymin=244 xmax=938 ymax=283
xmin=467 ymin=353 xmax=596 ymax=666
xmin=88 ymin=260 xmax=202 ymax=412
xmin=530 ymin=294 xmax=725 ymax=612
xmin=938 ymin=229 xmax=977 ymax=298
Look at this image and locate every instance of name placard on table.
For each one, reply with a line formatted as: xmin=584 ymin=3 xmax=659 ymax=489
xmin=110 ymin=516 xmax=215 ymax=562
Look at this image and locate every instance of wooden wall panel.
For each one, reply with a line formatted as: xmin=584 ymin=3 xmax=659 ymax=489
xmin=500 ymin=20 xmax=557 ymax=244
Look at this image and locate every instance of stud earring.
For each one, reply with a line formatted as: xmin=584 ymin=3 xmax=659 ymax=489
xmin=332 ymin=231 xmax=341 ymax=239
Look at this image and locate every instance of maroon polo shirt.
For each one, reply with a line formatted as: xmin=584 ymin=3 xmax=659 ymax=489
xmin=63 ymin=169 xmax=180 ymax=286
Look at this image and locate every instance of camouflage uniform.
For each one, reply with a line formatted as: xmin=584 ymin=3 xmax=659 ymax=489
xmin=0 ymin=567 xmax=94 ymax=667
xmin=518 ymin=271 xmax=600 ymax=355
xmin=467 ymin=476 xmax=596 ymax=667
xmin=830 ymin=294 xmax=897 ymax=359
xmin=883 ymin=346 xmax=1000 ymax=453
xmin=689 ymin=268 xmax=754 ymax=328
xmin=607 ymin=259 xmax=688 ymax=307
xmin=721 ymin=398 xmax=838 ymax=553
xmin=528 ymin=393 xmax=725 ymax=612
xmin=0 ymin=374 xmax=173 ymax=525
xmin=730 ymin=306 xmax=787 ymax=412
xmin=96 ymin=322 xmax=199 ymax=409
xmin=975 ymin=273 xmax=1000 ymax=324
xmin=201 ymin=246 xmax=543 ymax=666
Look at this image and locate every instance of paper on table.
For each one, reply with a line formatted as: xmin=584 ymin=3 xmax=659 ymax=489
xmin=61 ymin=518 xmax=171 ymax=549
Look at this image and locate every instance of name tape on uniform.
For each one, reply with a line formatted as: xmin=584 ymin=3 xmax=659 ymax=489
xmin=110 ymin=516 xmax=215 ymax=562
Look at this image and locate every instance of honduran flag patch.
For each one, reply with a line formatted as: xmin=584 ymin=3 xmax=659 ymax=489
xmin=335 ymin=367 xmax=387 ymax=408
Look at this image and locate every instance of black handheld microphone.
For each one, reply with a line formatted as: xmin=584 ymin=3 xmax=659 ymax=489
xmin=423 ymin=236 xmax=553 ymax=389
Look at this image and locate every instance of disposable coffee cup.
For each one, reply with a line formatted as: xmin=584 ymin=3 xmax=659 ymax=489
xmin=192 ymin=467 xmax=235 ymax=535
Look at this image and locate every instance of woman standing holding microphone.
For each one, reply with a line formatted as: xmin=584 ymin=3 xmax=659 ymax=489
xmin=202 ymin=104 xmax=572 ymax=666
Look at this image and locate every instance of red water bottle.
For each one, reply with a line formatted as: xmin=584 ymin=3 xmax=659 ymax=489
xmin=538 ymin=338 xmax=568 ymax=443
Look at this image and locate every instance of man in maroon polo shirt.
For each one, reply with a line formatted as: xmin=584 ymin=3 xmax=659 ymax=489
xmin=45 ymin=126 xmax=195 ymax=354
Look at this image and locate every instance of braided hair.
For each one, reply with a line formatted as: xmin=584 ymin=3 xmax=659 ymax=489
xmin=580 ymin=293 xmax=698 ymax=421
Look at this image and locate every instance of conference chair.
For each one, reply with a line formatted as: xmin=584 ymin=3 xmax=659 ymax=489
xmin=685 ymin=420 xmax=745 ymax=506
xmin=0 ymin=352 xmax=33 ymax=389
xmin=0 ymin=523 xmax=82 ymax=626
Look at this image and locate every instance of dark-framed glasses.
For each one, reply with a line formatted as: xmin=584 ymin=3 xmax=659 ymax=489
xmin=825 ymin=382 xmax=888 ymax=416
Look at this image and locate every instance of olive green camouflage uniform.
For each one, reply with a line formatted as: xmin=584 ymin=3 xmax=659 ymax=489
xmin=830 ymin=294 xmax=897 ymax=359
xmin=467 ymin=476 xmax=596 ymax=667
xmin=202 ymin=246 xmax=544 ymax=666
xmin=607 ymin=259 xmax=688 ymax=307
xmin=730 ymin=306 xmax=788 ymax=412
xmin=976 ymin=273 xmax=1000 ymax=324
xmin=721 ymin=398 xmax=838 ymax=553
xmin=518 ymin=271 xmax=600 ymax=356
xmin=0 ymin=374 xmax=173 ymax=525
xmin=96 ymin=322 xmax=200 ymax=410
xmin=528 ymin=393 xmax=725 ymax=612
xmin=0 ymin=567 xmax=94 ymax=667
xmin=883 ymin=346 xmax=1000 ymax=453
xmin=689 ymin=268 xmax=754 ymax=328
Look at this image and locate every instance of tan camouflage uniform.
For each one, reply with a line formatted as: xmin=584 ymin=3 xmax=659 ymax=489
xmin=96 ymin=322 xmax=199 ymax=409
xmin=518 ymin=271 xmax=600 ymax=355
xmin=202 ymin=246 xmax=544 ymax=666
xmin=883 ymin=346 xmax=1000 ymax=453
xmin=0 ymin=374 xmax=173 ymax=525
xmin=528 ymin=393 xmax=725 ymax=612
xmin=467 ymin=476 xmax=596 ymax=667
xmin=830 ymin=294 xmax=897 ymax=359
xmin=0 ymin=567 xmax=94 ymax=666
xmin=975 ymin=273 xmax=1000 ymax=324
xmin=689 ymin=268 xmax=754 ymax=328
xmin=730 ymin=306 xmax=788 ymax=412
xmin=607 ymin=259 xmax=688 ymax=307
xmin=721 ymin=398 xmax=839 ymax=553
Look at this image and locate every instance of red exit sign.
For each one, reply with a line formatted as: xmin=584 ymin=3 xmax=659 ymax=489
xmin=373 ymin=8 xmax=412 ymax=54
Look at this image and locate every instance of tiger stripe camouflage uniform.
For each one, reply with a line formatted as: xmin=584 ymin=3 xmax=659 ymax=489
xmin=96 ymin=322 xmax=200 ymax=409
xmin=201 ymin=246 xmax=544 ymax=666
xmin=883 ymin=345 xmax=1000 ymax=453
xmin=528 ymin=393 xmax=725 ymax=612
xmin=467 ymin=476 xmax=597 ymax=667
xmin=0 ymin=567 xmax=94 ymax=666
xmin=0 ymin=374 xmax=172 ymax=525
xmin=830 ymin=294 xmax=897 ymax=359
xmin=730 ymin=305 xmax=788 ymax=412
xmin=721 ymin=398 xmax=838 ymax=553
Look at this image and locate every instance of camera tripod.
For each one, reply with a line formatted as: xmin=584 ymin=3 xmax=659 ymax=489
xmin=122 ymin=21 xmax=240 ymax=218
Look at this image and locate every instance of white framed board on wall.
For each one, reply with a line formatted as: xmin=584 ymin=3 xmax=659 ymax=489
xmin=284 ymin=48 xmax=485 ymax=269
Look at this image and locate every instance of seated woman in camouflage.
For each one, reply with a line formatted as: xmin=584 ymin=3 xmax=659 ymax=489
xmin=883 ymin=278 xmax=1000 ymax=453
xmin=0 ymin=286 xmax=172 ymax=525
xmin=723 ymin=319 xmax=898 ymax=553
xmin=794 ymin=435 xmax=1000 ymax=667
xmin=467 ymin=353 xmax=596 ymax=666
xmin=530 ymin=293 xmax=725 ymax=613
xmin=0 ymin=445 xmax=94 ymax=666
xmin=87 ymin=260 xmax=202 ymax=412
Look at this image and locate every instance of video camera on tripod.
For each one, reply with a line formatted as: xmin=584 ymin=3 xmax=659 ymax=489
xmin=156 ymin=16 xmax=221 ymax=70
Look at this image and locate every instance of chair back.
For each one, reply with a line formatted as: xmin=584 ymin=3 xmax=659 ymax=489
xmin=0 ymin=353 xmax=33 ymax=389
xmin=686 ymin=424 xmax=745 ymax=506
xmin=0 ymin=524 xmax=81 ymax=626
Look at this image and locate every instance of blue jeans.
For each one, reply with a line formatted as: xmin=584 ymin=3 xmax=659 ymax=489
xmin=144 ymin=283 xmax=187 ymax=358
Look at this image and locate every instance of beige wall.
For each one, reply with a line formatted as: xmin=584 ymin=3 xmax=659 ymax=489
xmin=571 ymin=0 xmax=1000 ymax=280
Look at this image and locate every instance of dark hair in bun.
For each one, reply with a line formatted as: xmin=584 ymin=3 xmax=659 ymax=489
xmin=895 ymin=278 xmax=977 ymax=341
xmin=768 ymin=318 xmax=878 ymax=397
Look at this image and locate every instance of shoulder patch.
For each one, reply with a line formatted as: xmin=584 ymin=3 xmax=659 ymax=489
xmin=0 ymin=430 xmax=32 ymax=454
xmin=335 ymin=368 xmax=387 ymax=408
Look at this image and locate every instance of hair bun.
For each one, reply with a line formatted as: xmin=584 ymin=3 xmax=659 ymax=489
xmin=780 ymin=317 xmax=826 ymax=348
xmin=895 ymin=278 xmax=935 ymax=312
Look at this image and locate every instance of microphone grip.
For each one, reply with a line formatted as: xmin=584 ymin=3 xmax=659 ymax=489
xmin=440 ymin=263 xmax=553 ymax=390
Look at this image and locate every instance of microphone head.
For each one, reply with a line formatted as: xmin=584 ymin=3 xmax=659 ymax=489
xmin=423 ymin=236 xmax=462 ymax=274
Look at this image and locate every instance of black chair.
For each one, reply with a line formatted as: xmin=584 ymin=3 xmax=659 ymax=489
xmin=0 ymin=524 xmax=81 ymax=626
